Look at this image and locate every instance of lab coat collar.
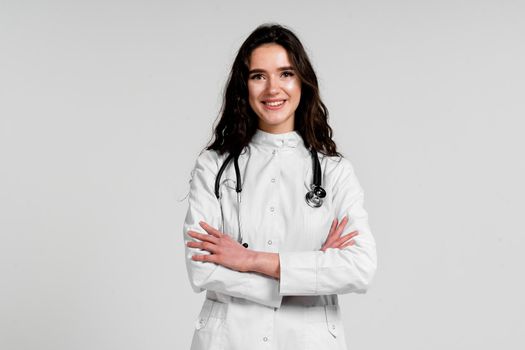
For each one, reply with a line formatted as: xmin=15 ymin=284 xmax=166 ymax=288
xmin=251 ymin=128 xmax=303 ymax=149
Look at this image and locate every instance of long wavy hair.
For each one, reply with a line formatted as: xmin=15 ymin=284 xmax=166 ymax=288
xmin=206 ymin=23 xmax=341 ymax=158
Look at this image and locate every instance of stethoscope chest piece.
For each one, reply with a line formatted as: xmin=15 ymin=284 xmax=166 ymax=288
xmin=305 ymin=184 xmax=326 ymax=208
xmin=305 ymin=147 xmax=326 ymax=208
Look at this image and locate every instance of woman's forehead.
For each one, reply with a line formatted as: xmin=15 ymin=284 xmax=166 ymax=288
xmin=249 ymin=44 xmax=292 ymax=69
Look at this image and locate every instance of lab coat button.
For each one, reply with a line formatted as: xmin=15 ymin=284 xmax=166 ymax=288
xmin=267 ymin=240 xmax=272 ymax=245
xmin=263 ymin=336 xmax=268 ymax=342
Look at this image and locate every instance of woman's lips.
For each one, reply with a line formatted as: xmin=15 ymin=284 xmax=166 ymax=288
xmin=262 ymin=100 xmax=286 ymax=110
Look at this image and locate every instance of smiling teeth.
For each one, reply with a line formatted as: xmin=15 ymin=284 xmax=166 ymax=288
xmin=265 ymin=100 xmax=284 ymax=106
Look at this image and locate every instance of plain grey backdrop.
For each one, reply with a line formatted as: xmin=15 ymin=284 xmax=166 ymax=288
xmin=1 ymin=0 xmax=524 ymax=349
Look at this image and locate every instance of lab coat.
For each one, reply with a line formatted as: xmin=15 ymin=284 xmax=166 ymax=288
xmin=183 ymin=128 xmax=377 ymax=350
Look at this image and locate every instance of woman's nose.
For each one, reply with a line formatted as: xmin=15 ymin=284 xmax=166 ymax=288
xmin=266 ymin=76 xmax=280 ymax=94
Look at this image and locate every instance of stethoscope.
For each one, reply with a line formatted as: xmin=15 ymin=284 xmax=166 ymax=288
xmin=213 ymin=147 xmax=326 ymax=248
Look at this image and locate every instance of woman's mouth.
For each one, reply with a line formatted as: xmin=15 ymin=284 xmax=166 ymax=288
xmin=262 ymin=100 xmax=286 ymax=110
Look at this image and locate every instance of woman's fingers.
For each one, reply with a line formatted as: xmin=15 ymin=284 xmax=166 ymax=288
xmin=340 ymin=240 xmax=356 ymax=249
xmin=186 ymin=221 xmax=225 ymax=244
xmin=187 ymin=240 xmax=219 ymax=254
xmin=324 ymin=216 xmax=348 ymax=246
xmin=323 ymin=218 xmax=338 ymax=243
xmin=191 ymin=253 xmax=218 ymax=263
xmin=329 ymin=218 xmax=338 ymax=236
xmin=335 ymin=216 xmax=349 ymax=236
xmin=334 ymin=230 xmax=359 ymax=246
xmin=187 ymin=230 xmax=219 ymax=244
xmin=199 ymin=221 xmax=223 ymax=238
xmin=321 ymin=229 xmax=359 ymax=251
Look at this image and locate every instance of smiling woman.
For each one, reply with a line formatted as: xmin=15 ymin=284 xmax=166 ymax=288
xmin=247 ymin=44 xmax=302 ymax=133
xmin=182 ymin=23 xmax=377 ymax=350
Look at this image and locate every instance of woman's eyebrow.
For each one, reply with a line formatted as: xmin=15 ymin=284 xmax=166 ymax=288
xmin=248 ymin=66 xmax=295 ymax=74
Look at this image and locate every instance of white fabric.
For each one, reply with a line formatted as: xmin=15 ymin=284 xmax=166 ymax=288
xmin=183 ymin=128 xmax=377 ymax=350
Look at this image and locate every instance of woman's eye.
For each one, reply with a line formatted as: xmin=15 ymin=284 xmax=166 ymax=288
xmin=250 ymin=74 xmax=263 ymax=80
xmin=282 ymin=71 xmax=294 ymax=77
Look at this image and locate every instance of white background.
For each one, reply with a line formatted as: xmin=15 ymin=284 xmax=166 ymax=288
xmin=1 ymin=0 xmax=524 ymax=349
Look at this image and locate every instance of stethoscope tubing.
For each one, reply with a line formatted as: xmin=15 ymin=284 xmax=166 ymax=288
xmin=214 ymin=147 xmax=325 ymax=204
xmin=213 ymin=146 xmax=326 ymax=247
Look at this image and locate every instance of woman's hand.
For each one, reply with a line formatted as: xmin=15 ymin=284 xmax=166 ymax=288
xmin=320 ymin=215 xmax=359 ymax=252
xmin=186 ymin=221 xmax=255 ymax=272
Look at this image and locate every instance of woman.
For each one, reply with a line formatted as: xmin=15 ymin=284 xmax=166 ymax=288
xmin=183 ymin=23 xmax=377 ymax=350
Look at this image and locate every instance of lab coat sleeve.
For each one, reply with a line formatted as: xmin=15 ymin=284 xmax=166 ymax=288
xmin=278 ymin=157 xmax=377 ymax=295
xmin=183 ymin=150 xmax=283 ymax=308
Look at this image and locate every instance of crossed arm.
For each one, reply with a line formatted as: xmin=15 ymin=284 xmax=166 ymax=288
xmin=183 ymin=150 xmax=377 ymax=308
xmin=186 ymin=215 xmax=359 ymax=279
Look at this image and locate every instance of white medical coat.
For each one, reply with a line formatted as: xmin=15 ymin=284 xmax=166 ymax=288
xmin=183 ymin=128 xmax=377 ymax=350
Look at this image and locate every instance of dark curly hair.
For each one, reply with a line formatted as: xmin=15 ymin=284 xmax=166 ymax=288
xmin=206 ymin=23 xmax=341 ymax=158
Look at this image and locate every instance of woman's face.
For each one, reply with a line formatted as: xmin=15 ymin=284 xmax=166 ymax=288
xmin=247 ymin=43 xmax=301 ymax=133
